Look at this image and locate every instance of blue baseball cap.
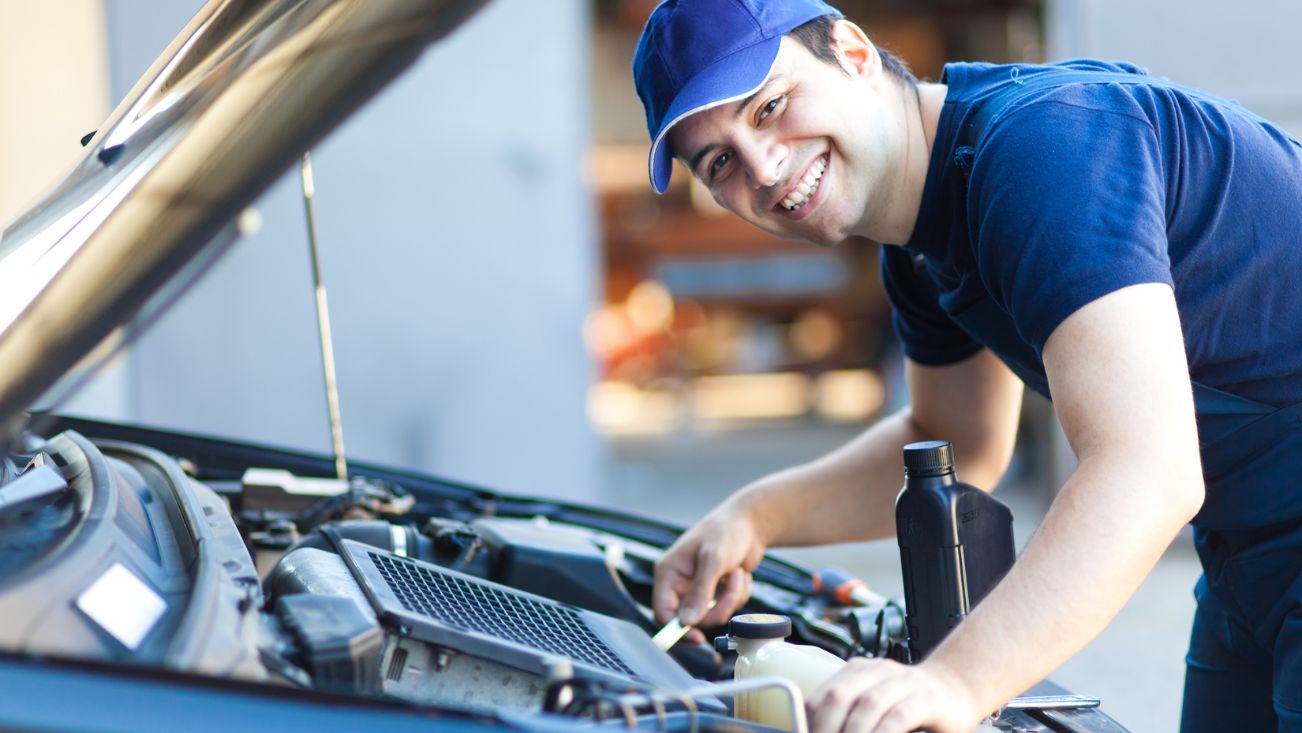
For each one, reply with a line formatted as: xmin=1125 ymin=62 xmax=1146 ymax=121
xmin=633 ymin=0 xmax=843 ymax=194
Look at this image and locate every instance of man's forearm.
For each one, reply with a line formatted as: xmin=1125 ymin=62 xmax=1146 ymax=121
xmin=733 ymin=410 xmax=931 ymax=547
xmin=920 ymin=455 xmax=1203 ymax=714
xmin=922 ymin=284 xmax=1208 ymax=714
xmin=732 ymin=350 xmax=1022 ymax=550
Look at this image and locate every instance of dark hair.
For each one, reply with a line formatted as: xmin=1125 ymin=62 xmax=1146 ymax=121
xmin=788 ymin=14 xmax=918 ymax=88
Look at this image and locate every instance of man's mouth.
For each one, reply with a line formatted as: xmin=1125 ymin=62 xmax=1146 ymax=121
xmin=778 ymin=154 xmax=828 ymax=212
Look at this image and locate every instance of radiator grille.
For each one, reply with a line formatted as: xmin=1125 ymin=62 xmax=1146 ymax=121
xmin=386 ymin=646 xmax=408 ymax=682
xmin=369 ymin=551 xmax=635 ymax=676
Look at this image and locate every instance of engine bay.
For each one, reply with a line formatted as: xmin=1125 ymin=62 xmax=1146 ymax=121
xmin=0 ymin=418 xmax=1119 ymax=732
xmin=0 ymin=423 xmax=909 ymax=723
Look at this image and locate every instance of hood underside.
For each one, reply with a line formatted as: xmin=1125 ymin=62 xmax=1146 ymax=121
xmin=0 ymin=0 xmax=489 ymax=438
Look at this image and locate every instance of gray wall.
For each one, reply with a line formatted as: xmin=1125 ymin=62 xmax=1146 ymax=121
xmin=1039 ymin=8 xmax=1300 ymax=729
xmin=1046 ymin=0 xmax=1302 ymax=135
xmin=79 ymin=0 xmax=603 ymax=500
xmin=1042 ymin=0 xmax=1302 ymax=487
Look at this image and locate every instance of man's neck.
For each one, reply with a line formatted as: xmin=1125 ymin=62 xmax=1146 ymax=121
xmin=918 ymin=82 xmax=947 ymax=155
xmin=874 ymin=81 xmax=947 ymax=245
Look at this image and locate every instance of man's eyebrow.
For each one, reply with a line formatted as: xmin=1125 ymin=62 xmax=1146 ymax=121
xmin=685 ymin=75 xmax=785 ymax=175
xmin=734 ymin=74 xmax=784 ymax=120
xmin=688 ymin=144 xmax=719 ymax=177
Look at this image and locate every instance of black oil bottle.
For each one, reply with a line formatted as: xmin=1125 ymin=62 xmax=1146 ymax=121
xmin=895 ymin=440 xmax=1015 ymax=662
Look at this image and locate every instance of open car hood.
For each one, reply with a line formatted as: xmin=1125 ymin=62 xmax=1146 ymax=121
xmin=0 ymin=0 xmax=489 ymax=436
xmin=0 ymin=5 xmax=1135 ymax=730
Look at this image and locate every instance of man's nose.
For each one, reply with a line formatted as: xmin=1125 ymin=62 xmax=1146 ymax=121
xmin=739 ymin=137 xmax=786 ymax=190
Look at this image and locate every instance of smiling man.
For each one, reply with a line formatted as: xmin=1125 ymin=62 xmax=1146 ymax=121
xmin=632 ymin=1 xmax=1302 ymax=732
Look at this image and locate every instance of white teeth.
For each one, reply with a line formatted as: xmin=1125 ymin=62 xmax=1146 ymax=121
xmin=782 ymin=156 xmax=828 ymax=211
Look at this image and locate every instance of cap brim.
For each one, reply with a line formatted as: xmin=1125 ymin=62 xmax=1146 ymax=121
xmin=648 ymin=36 xmax=782 ymax=194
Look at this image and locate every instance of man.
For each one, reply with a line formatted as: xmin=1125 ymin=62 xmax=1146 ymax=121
xmin=631 ymin=1 xmax=1302 ymax=732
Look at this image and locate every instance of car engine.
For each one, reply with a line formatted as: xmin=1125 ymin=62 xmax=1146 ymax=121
xmin=0 ymin=422 xmax=908 ymax=725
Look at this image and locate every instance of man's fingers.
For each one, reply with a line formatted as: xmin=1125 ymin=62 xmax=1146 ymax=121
xmin=807 ymin=659 xmax=891 ymax=733
xmin=679 ymin=548 xmax=726 ymax=625
xmin=841 ymin=679 xmax=911 ymax=733
xmin=703 ymin=568 xmax=750 ymax=627
xmin=808 ymin=680 xmax=857 ymax=733
xmin=652 ymin=578 xmax=682 ymax=625
xmin=652 ymin=557 xmax=691 ymax=623
xmin=805 ymin=660 xmax=959 ymax=733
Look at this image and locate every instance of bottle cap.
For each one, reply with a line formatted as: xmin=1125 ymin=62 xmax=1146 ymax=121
xmin=903 ymin=441 xmax=955 ymax=477
xmin=728 ymin=613 xmax=792 ymax=640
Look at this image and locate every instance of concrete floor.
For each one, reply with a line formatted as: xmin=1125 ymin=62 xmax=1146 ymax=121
xmin=603 ymin=422 xmax=1200 ymax=732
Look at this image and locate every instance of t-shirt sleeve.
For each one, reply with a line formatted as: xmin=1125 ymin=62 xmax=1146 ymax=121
xmin=969 ymin=94 xmax=1174 ymax=354
xmin=879 ymin=244 xmax=983 ymax=365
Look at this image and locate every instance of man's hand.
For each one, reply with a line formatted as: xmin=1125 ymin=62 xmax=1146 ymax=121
xmin=806 ymin=658 xmax=984 ymax=733
xmin=650 ymin=350 xmax=1023 ymax=637
xmin=653 ymin=497 xmax=767 ymax=630
xmin=899 ymin=283 xmax=1205 ymax=718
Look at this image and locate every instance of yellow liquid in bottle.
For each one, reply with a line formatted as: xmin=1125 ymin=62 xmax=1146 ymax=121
xmin=733 ymin=635 xmax=846 ymax=731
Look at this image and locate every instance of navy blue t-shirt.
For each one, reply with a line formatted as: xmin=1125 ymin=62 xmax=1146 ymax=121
xmin=883 ymin=59 xmax=1302 ymax=406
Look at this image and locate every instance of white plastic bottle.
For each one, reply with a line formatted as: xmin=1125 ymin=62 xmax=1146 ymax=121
xmin=726 ymin=614 xmax=846 ymax=731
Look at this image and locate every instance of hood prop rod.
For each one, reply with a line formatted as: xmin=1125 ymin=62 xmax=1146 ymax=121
xmin=300 ymin=153 xmax=348 ymax=481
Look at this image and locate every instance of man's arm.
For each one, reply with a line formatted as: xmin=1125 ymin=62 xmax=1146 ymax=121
xmin=805 ymin=282 xmax=1204 ymax=733
xmin=652 ymin=347 xmax=1023 ymax=628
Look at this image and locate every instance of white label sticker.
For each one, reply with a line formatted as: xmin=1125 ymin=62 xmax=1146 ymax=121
xmin=75 ymin=562 xmax=167 ymax=651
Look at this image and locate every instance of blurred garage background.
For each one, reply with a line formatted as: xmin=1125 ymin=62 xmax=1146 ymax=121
xmin=2 ymin=1 xmax=1300 ymax=729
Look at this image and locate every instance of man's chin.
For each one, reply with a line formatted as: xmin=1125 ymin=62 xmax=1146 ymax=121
xmin=802 ymin=232 xmax=843 ymax=248
xmin=782 ymin=225 xmax=842 ymax=249
xmin=747 ymin=218 xmax=834 ymax=247
xmin=767 ymin=227 xmax=819 ymax=245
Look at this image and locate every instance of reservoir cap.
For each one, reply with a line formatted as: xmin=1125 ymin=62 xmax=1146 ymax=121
xmin=903 ymin=441 xmax=955 ymax=477
xmin=729 ymin=613 xmax=792 ymax=640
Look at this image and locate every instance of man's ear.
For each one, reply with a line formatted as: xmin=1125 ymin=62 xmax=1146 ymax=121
xmin=829 ymin=19 xmax=879 ymax=78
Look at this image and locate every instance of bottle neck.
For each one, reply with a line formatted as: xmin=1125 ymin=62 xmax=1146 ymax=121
xmin=734 ymin=637 xmax=782 ymax=656
xmin=904 ymin=469 xmax=957 ymax=486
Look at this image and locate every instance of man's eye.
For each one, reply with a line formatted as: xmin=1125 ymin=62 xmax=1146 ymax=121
xmin=758 ymin=96 xmax=783 ymax=123
xmin=708 ymin=151 xmax=732 ymax=180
